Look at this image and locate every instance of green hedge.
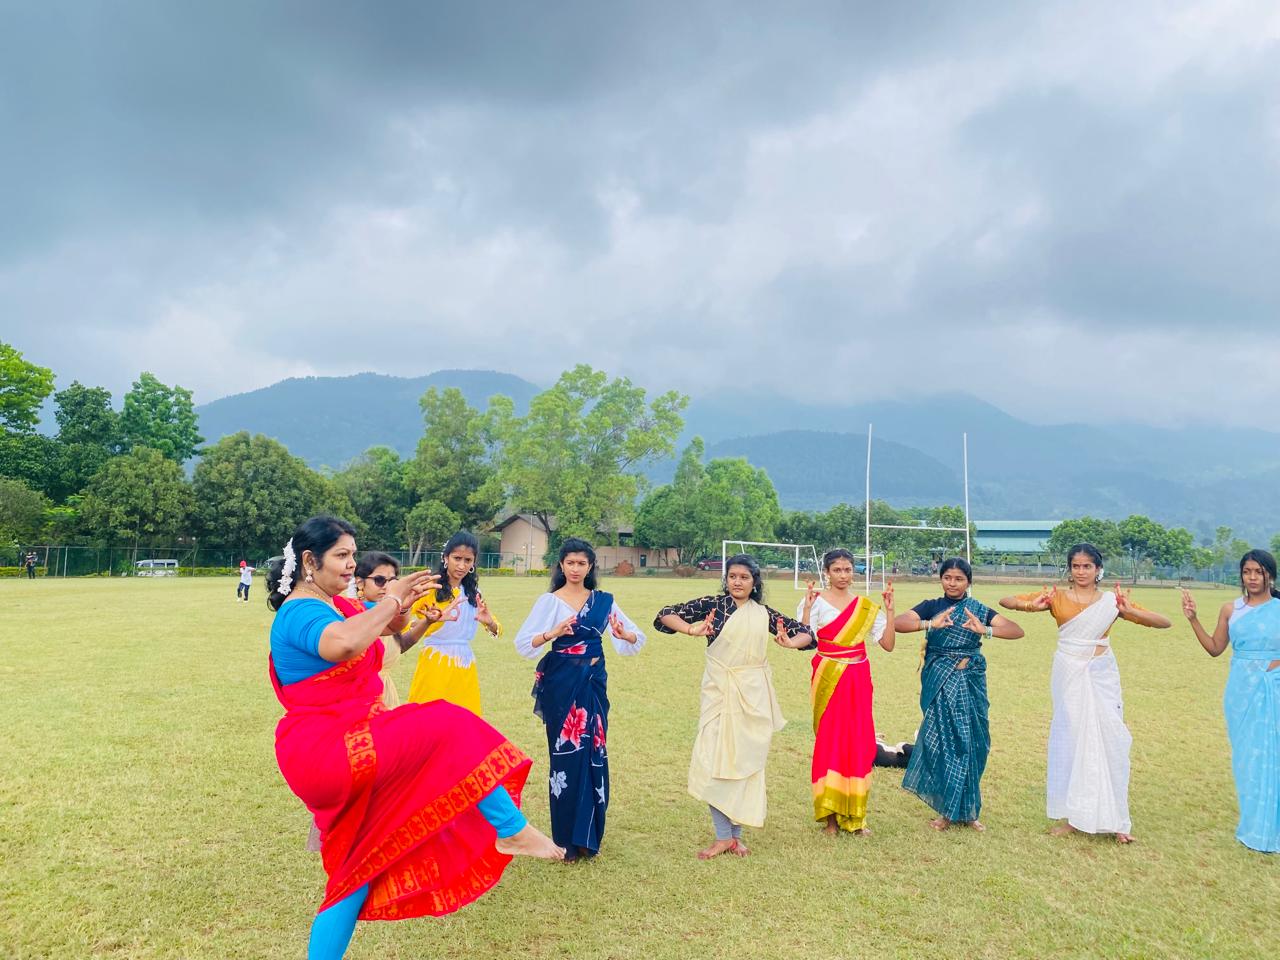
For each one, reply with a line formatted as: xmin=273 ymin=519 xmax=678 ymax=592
xmin=0 ymin=566 xmax=46 ymax=578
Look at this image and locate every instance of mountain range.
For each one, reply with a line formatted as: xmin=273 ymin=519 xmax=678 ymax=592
xmin=194 ymin=369 xmax=1280 ymax=543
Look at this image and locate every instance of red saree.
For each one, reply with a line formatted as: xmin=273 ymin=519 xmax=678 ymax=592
xmin=810 ymin=596 xmax=880 ymax=831
xmin=270 ymin=640 xmax=531 ymax=919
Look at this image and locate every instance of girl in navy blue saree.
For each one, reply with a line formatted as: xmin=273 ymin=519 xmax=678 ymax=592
xmin=515 ymin=539 xmax=646 ymax=860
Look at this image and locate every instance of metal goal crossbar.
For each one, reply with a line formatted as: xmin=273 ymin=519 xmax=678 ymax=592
xmin=721 ymin=540 xmax=821 ymax=590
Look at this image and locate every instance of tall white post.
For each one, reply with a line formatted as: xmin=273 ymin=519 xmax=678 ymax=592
xmin=865 ymin=424 xmax=873 ymax=593
xmin=963 ymin=432 xmax=972 ymax=563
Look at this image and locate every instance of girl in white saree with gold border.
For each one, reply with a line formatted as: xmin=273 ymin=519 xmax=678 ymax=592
xmin=1002 ymin=543 xmax=1170 ymax=843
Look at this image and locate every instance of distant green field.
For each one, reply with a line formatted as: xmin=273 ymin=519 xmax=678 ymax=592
xmin=1 ymin=576 xmax=1275 ymax=959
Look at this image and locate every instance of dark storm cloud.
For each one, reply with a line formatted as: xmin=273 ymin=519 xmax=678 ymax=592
xmin=0 ymin=1 xmax=1277 ymax=425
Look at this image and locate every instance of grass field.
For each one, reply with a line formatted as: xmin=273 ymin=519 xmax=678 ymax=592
xmin=1 ymin=575 xmax=1276 ymax=959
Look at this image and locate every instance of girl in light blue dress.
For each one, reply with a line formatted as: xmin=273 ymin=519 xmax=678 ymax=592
xmin=1183 ymin=549 xmax=1280 ymax=853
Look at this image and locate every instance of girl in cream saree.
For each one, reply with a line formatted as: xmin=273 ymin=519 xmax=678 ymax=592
xmin=1002 ymin=543 xmax=1170 ymax=843
xmin=656 ymin=554 xmax=814 ymax=859
xmin=1182 ymin=550 xmax=1280 ymax=852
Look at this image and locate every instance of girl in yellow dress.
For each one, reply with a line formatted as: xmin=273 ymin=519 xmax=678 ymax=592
xmin=407 ymin=531 xmax=501 ymax=714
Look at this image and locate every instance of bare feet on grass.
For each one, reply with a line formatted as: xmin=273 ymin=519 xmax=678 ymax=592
xmin=930 ymin=817 xmax=981 ymax=833
xmin=1049 ymin=822 xmax=1076 ymax=838
xmin=697 ymin=838 xmax=738 ymax=860
xmin=854 ymin=826 xmax=872 ymax=836
xmin=823 ymin=816 xmax=839 ymax=837
xmin=1115 ymin=832 xmax=1135 ymax=844
xmin=494 ymin=824 xmax=565 ymax=860
xmin=731 ymin=838 xmax=750 ymax=856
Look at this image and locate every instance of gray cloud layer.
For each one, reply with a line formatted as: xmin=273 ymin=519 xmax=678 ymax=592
xmin=1 ymin=1 xmax=1278 ymax=427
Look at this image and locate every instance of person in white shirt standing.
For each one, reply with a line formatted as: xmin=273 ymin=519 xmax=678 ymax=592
xmin=237 ymin=560 xmax=256 ymax=602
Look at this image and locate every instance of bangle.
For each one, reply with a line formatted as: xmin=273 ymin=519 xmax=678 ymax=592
xmin=385 ymin=596 xmax=405 ymax=616
xmin=985 ymin=626 xmax=993 ymax=640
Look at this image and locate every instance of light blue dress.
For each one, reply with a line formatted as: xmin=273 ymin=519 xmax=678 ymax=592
xmin=1225 ymin=597 xmax=1280 ymax=852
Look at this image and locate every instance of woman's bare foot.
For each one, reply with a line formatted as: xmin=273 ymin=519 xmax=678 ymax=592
xmin=1049 ymin=822 xmax=1076 ymax=838
xmin=929 ymin=817 xmax=951 ymax=831
xmin=823 ymin=816 xmax=839 ymax=837
xmin=697 ymin=838 xmax=737 ymax=860
xmin=854 ymin=826 xmax=872 ymax=837
xmin=966 ymin=820 xmax=985 ymax=833
xmin=731 ymin=838 xmax=750 ymax=856
xmin=494 ymin=824 xmax=566 ymax=860
xmin=1115 ymin=832 xmax=1135 ymax=844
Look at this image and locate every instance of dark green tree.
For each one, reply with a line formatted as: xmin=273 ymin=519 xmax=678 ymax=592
xmin=0 ymin=478 xmax=49 ymax=547
xmin=489 ymin=365 xmax=686 ymax=547
xmin=335 ymin=447 xmax=412 ymax=549
xmin=411 ymin=387 xmax=503 ymax=533
xmin=119 ymin=372 xmax=203 ymax=462
xmin=0 ymin=342 xmax=55 ymax=434
xmin=79 ymin=448 xmax=193 ymax=550
xmin=193 ymin=432 xmax=356 ymax=556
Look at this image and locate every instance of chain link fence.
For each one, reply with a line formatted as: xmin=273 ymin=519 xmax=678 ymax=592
xmin=1 ymin=544 xmax=1247 ymax=586
xmin=1 ymin=546 xmax=538 ymax=578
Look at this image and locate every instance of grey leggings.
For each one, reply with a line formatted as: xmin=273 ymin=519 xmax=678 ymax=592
xmin=709 ymin=804 xmax=743 ymax=841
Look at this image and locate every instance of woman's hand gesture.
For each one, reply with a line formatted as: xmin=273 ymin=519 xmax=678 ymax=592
xmin=476 ymin=595 xmax=498 ymax=631
xmin=802 ymin=579 xmax=820 ymax=617
xmin=881 ymin=579 xmax=895 ymax=614
xmin=1180 ymin=588 xmax=1198 ymax=621
xmin=551 ymin=614 xmax=578 ymax=639
xmin=927 ymin=607 xmax=955 ymax=632
xmin=961 ymin=607 xmax=987 ymax=635
xmin=388 ymin=569 xmax=439 ymax=609
xmin=773 ymin=616 xmax=811 ymax=649
xmin=1028 ymin=586 xmax=1056 ymax=611
xmin=687 ymin=611 xmax=716 ymax=638
xmin=609 ymin=612 xmax=638 ymax=644
xmin=1114 ymin=583 xmax=1133 ymax=615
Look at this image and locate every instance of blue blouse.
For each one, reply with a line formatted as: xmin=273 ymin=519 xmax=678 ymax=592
xmin=271 ymin=598 xmax=344 ymax=685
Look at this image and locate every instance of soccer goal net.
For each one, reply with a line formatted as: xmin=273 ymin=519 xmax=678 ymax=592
xmin=721 ymin=540 xmax=821 ymax=590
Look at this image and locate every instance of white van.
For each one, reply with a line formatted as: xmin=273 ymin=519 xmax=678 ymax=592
xmin=135 ymin=559 xmax=179 ymax=577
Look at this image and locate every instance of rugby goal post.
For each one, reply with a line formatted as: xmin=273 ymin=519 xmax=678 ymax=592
xmin=863 ymin=424 xmax=972 ymax=593
xmin=721 ymin=540 xmax=822 ymax=590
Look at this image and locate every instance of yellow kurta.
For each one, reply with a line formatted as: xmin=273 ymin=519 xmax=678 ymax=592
xmin=687 ymin=601 xmax=786 ymax=828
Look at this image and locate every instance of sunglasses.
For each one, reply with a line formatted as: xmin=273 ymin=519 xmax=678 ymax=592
xmin=364 ymin=575 xmax=398 ymax=587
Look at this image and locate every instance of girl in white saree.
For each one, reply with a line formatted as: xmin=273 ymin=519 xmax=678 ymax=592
xmin=1002 ymin=543 xmax=1170 ymax=843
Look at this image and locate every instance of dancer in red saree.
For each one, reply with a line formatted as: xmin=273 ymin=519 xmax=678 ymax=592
xmin=267 ymin=516 xmax=563 ymax=960
xmin=798 ymin=549 xmax=895 ymax=835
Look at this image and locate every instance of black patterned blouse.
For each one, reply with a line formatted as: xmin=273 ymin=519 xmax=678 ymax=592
xmin=653 ymin=593 xmax=816 ymax=649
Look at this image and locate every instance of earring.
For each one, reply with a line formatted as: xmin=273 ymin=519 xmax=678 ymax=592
xmin=305 ymin=568 xmax=314 ymax=583
xmin=469 ymin=566 xmax=476 ymax=574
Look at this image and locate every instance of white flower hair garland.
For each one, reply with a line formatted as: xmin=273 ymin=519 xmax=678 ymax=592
xmin=278 ymin=539 xmax=297 ymax=596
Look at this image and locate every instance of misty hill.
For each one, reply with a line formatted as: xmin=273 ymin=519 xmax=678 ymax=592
xmin=193 ymin=370 xmax=1280 ymax=542
xmin=195 ymin=370 xmax=540 ymax=469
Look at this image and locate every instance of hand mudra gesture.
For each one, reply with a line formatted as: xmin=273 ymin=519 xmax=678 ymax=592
xmin=961 ymin=608 xmax=987 ymax=634
xmin=1180 ymin=588 xmax=1197 ymax=620
xmin=687 ymin=611 xmax=716 ymax=638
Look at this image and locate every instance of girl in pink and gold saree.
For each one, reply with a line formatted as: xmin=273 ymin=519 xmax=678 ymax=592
xmin=798 ymin=549 xmax=895 ymax=836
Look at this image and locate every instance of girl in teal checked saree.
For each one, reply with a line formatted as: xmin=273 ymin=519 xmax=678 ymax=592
xmin=1183 ymin=549 xmax=1280 ymax=853
xmin=894 ymin=558 xmax=1024 ymax=832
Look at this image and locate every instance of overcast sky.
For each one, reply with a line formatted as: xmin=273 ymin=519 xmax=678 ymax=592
xmin=2 ymin=1 xmax=1278 ymax=428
